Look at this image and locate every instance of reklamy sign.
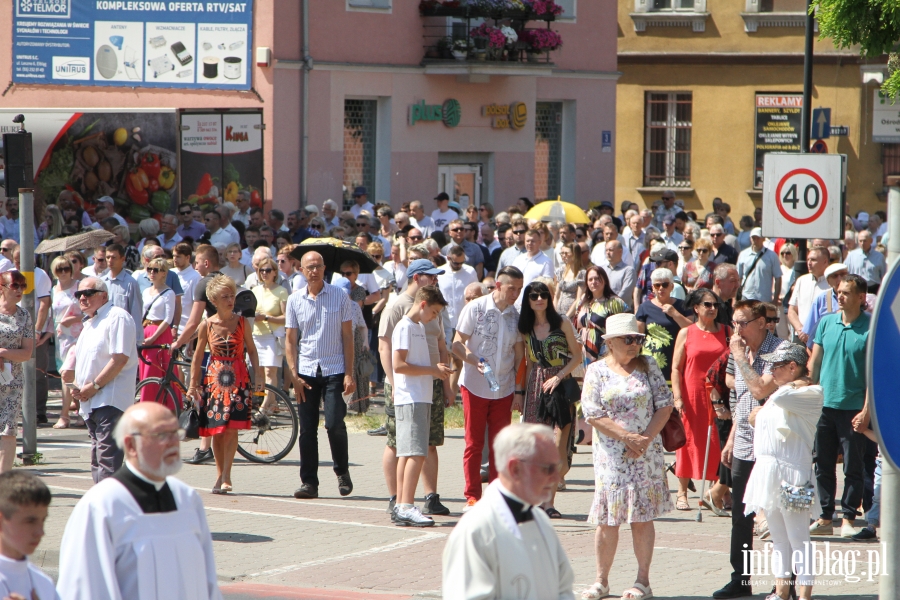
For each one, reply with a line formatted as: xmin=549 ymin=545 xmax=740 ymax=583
xmin=12 ymin=0 xmax=254 ymax=90
xmin=754 ymin=93 xmax=803 ymax=190
xmin=873 ymin=90 xmax=900 ymax=143
xmin=481 ymin=102 xmax=527 ymax=130
xmin=409 ymin=99 xmax=460 ymax=127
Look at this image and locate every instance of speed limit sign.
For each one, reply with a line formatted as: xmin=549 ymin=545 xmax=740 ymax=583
xmin=762 ymin=153 xmax=844 ymax=239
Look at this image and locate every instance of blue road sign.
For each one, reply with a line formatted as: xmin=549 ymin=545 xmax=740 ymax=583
xmin=869 ymin=256 xmax=900 ymax=469
xmin=813 ymin=108 xmax=832 ymax=139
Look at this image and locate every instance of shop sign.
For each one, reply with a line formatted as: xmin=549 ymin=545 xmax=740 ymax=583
xmin=754 ymin=93 xmax=802 ymax=190
xmin=481 ymin=102 xmax=527 ymax=130
xmin=409 ymin=99 xmax=461 ymax=127
xmin=873 ymin=90 xmax=900 ymax=143
xmin=11 ymin=0 xmax=254 ymax=90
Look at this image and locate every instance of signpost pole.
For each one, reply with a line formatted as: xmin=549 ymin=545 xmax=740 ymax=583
xmin=19 ymin=188 xmax=36 ymax=463
xmin=879 ymin=184 xmax=900 ymax=600
xmin=801 ymin=0 xmax=814 ymax=153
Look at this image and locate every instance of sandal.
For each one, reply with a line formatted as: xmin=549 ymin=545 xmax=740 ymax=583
xmin=581 ymin=581 xmax=611 ymax=599
xmin=621 ymin=583 xmax=653 ymax=599
xmin=675 ymin=494 xmax=690 ymax=511
xmin=701 ymin=491 xmax=730 ymax=517
xmin=544 ymin=507 xmax=562 ymax=519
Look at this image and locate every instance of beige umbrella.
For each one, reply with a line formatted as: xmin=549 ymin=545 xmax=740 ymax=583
xmin=35 ymin=229 xmax=116 ymax=254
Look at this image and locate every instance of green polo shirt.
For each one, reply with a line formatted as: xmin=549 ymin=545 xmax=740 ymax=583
xmin=813 ymin=310 xmax=870 ymax=411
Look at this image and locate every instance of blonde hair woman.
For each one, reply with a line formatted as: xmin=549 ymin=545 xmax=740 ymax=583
xmin=50 ymin=257 xmax=82 ymax=428
xmin=189 ymin=275 xmax=263 ymax=494
xmin=221 ymin=242 xmax=250 ymax=286
xmin=682 ymin=237 xmax=714 ymax=291
xmin=138 ymin=257 xmax=177 ymax=409
xmin=251 ymin=257 xmax=289 ymax=414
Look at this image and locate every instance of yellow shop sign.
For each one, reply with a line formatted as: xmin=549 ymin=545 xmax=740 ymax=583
xmin=481 ymin=102 xmax=527 ymax=130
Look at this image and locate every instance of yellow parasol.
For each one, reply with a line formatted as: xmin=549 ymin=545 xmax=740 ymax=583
xmin=524 ymin=196 xmax=591 ymax=224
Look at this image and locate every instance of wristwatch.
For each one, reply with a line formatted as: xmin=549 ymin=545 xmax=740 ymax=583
xmin=263 ymin=314 xmax=268 ymax=322
xmin=92 ymin=379 xmax=103 ymax=391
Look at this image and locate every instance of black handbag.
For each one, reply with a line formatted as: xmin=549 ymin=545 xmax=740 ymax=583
xmin=179 ymin=402 xmax=200 ymax=440
xmin=561 ymin=377 xmax=581 ymax=404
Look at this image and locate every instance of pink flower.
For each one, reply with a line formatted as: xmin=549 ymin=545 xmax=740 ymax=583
xmin=528 ymin=0 xmax=564 ymax=16
xmin=470 ymin=24 xmax=508 ymax=49
xmin=523 ymin=29 xmax=562 ymax=51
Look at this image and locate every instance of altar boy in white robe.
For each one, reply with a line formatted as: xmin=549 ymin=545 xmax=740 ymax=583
xmin=57 ymin=403 xmax=222 ymax=600
xmin=442 ymin=423 xmax=575 ymax=600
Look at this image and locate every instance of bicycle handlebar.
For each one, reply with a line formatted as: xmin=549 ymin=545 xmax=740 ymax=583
xmin=136 ymin=344 xmax=188 ymax=366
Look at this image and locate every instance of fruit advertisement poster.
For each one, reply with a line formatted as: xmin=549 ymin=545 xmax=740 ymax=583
xmin=0 ymin=109 xmax=179 ymax=224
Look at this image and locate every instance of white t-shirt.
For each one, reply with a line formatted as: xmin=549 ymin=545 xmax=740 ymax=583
xmin=19 ymin=267 xmax=52 ymax=333
xmin=173 ymin=265 xmax=202 ymax=331
xmin=391 ymin=315 xmax=432 ymax=406
xmin=350 ymin=202 xmax=375 ymax=218
xmin=788 ymin=272 xmax=830 ymax=327
xmin=431 ymin=209 xmax=457 ymax=231
xmin=0 ymin=555 xmax=59 ymax=600
xmin=142 ymin=287 xmax=176 ymax=324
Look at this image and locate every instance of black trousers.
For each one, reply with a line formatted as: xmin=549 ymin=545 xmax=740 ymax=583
xmin=814 ymin=407 xmax=866 ymax=521
xmin=730 ymin=457 xmax=755 ymax=583
xmin=297 ymin=367 xmax=349 ymax=487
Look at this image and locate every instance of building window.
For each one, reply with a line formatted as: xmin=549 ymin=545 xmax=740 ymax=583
xmin=535 ymin=102 xmax=563 ymax=201
xmin=652 ymin=0 xmax=693 ymax=10
xmin=758 ymin=0 xmax=806 ymax=10
xmin=644 ymin=92 xmax=692 ymax=187
xmin=883 ymin=144 xmax=900 ymax=186
xmin=556 ymin=0 xmax=576 ymax=20
xmin=343 ymin=99 xmax=377 ymax=209
xmin=347 ymin=0 xmax=391 ymax=10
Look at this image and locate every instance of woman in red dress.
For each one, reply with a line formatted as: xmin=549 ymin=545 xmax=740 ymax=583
xmin=670 ymin=288 xmax=731 ymax=513
xmin=189 ymin=274 xmax=263 ymax=494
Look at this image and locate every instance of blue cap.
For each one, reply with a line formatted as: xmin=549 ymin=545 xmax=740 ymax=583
xmin=353 ymin=186 xmax=367 ymax=197
xmin=407 ymin=258 xmax=444 ymax=279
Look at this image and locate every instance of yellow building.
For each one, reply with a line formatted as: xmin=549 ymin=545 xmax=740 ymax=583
xmin=615 ymin=0 xmax=890 ymax=223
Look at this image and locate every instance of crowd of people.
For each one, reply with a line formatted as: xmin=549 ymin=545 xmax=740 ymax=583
xmin=0 ymin=185 xmax=888 ymax=600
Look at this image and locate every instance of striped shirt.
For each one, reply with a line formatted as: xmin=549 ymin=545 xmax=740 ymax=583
xmin=731 ymin=332 xmax=788 ymax=461
xmin=285 ymin=282 xmax=354 ymax=377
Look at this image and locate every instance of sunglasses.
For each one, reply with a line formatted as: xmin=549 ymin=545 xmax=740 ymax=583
xmin=528 ymin=291 xmax=550 ymax=301
xmin=341 ymin=271 xmax=357 ymax=277
xmin=371 ymin=255 xmax=383 ymax=261
xmin=74 ymin=289 xmax=101 ymax=299
xmin=146 ymin=268 xmax=165 ymax=275
xmin=652 ymin=282 xmax=671 ymax=289
xmin=696 ymin=248 xmax=710 ymax=254
xmin=766 ymin=317 xmax=780 ymax=324
xmin=617 ymin=335 xmax=644 ymax=346
xmin=311 ymin=224 xmax=323 ymax=230
xmin=780 ymin=252 xmax=791 ymax=256
xmin=449 ymin=228 xmax=463 ymax=233
xmin=450 ymin=260 xmax=465 ymax=269
xmin=56 ymin=266 xmax=72 ymax=274
xmin=258 ymin=268 xmax=274 ymax=274
xmin=486 ymin=285 xmax=496 ymax=290
xmin=408 ymin=235 xmax=423 ymax=241
xmin=356 ymin=223 xmax=368 ymax=227
xmin=0 ymin=248 xmax=9 ymax=254
xmin=513 ymin=230 xmax=527 ymax=235
xmin=678 ymin=245 xmax=692 ymax=250
xmin=3 ymin=283 xmax=25 ymax=291
xmin=179 ymin=211 xmax=192 ymax=215
xmin=710 ymin=233 xmax=723 ymax=237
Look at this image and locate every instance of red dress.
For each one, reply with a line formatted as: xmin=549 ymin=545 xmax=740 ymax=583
xmin=676 ymin=324 xmax=728 ymax=481
xmin=199 ymin=317 xmax=252 ymax=437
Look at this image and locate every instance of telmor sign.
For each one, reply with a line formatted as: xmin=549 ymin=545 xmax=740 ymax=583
xmin=409 ymin=99 xmax=460 ymax=127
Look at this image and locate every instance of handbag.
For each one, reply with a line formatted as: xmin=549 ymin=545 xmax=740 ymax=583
xmin=779 ymin=480 xmax=815 ymax=512
xmin=561 ymin=377 xmax=581 ymax=404
xmin=660 ymin=408 xmax=687 ymax=451
xmin=179 ymin=402 xmax=200 ymax=440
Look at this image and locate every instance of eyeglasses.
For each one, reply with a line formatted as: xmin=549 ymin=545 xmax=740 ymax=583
xmin=575 ymin=233 xmax=586 ymax=239
xmin=700 ymin=301 xmax=718 ymax=309
xmin=95 ymin=256 xmax=107 ymax=262
xmin=696 ymin=248 xmax=710 ymax=254
xmin=356 ymin=222 xmax=368 ymax=227
xmin=408 ymin=235 xmax=423 ymax=241
xmin=0 ymin=248 xmax=10 ymax=254
xmin=56 ymin=266 xmax=72 ymax=274
xmin=678 ymin=245 xmax=692 ymax=250
xmin=3 ymin=283 xmax=25 ymax=291
xmin=652 ymin=282 xmax=671 ymax=289
xmin=450 ymin=260 xmax=465 ymax=269
xmin=303 ymin=264 xmax=324 ymax=271
xmin=130 ymin=428 xmax=186 ymax=442
xmin=146 ymin=268 xmax=165 ymax=275
xmin=732 ymin=317 xmax=762 ymax=329
xmin=522 ymin=460 xmax=559 ymax=476
xmin=340 ymin=271 xmax=357 ymax=277
xmin=780 ymin=252 xmax=791 ymax=256
xmin=528 ymin=291 xmax=550 ymax=301
xmin=710 ymin=233 xmax=723 ymax=237
xmin=766 ymin=317 xmax=780 ymax=324
xmin=616 ymin=335 xmax=645 ymax=346
xmin=449 ymin=228 xmax=463 ymax=233
xmin=479 ymin=207 xmax=487 ymax=211
xmin=772 ymin=361 xmax=791 ymax=370
xmin=74 ymin=289 xmax=101 ymax=299
xmin=258 ymin=268 xmax=274 ymax=274
xmin=513 ymin=230 xmax=527 ymax=235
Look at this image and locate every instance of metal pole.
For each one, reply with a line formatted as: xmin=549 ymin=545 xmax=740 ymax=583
xmin=301 ymin=0 xmax=310 ymax=209
xmin=18 ymin=188 xmax=36 ymax=462
xmin=880 ymin=186 xmax=900 ymax=600
xmin=800 ymin=0 xmax=814 ymax=153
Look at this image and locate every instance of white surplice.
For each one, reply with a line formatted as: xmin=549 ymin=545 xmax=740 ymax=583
xmin=56 ymin=477 xmax=222 ymax=600
xmin=442 ymin=480 xmax=575 ymax=600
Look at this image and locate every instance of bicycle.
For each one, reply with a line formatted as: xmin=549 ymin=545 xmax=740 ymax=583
xmin=135 ymin=344 xmax=299 ymax=463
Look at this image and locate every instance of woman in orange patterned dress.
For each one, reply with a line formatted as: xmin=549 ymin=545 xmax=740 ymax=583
xmin=189 ymin=275 xmax=263 ymax=494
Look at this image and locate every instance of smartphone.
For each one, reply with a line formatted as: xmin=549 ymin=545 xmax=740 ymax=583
xmin=170 ymin=41 xmax=193 ymax=66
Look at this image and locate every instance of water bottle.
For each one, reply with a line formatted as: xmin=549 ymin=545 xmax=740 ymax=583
xmin=480 ymin=358 xmax=500 ymax=392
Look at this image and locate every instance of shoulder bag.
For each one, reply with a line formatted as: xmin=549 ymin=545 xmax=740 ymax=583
xmin=179 ymin=400 xmax=200 ymax=440
xmin=736 ymin=247 xmax=767 ymax=302
xmin=661 ymin=409 xmax=687 ymax=451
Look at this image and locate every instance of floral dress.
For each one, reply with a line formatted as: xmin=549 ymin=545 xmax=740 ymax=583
xmin=199 ymin=317 xmax=252 ymax=436
xmin=0 ymin=307 xmax=33 ymax=436
xmin=581 ymin=358 xmax=674 ymax=525
xmin=523 ymin=328 xmax=571 ymax=426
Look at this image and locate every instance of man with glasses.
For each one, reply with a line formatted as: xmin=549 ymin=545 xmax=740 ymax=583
xmin=439 ymin=246 xmax=478 ymax=346
xmin=802 ymin=263 xmax=851 ymax=348
xmin=787 ymin=246 xmax=830 ymax=344
xmin=286 ymin=251 xmax=357 ymax=499
xmin=176 ymin=203 xmax=206 ymax=242
xmin=409 ymin=201 xmax=435 ymax=238
xmin=443 ymin=219 xmax=484 ymax=280
xmin=651 ymin=190 xmax=682 ymax=232
xmin=845 ymin=230 xmax=886 ymax=294
xmin=350 ymin=186 xmax=374 ymax=219
xmin=287 ymin=209 xmax=313 ymax=244
xmin=202 ymin=210 xmax=233 ymax=248
xmin=497 ymin=217 xmax=528 ymax=271
xmin=322 ymin=200 xmax=341 ymax=229
xmin=659 ymin=214 xmax=683 ymax=252
xmin=0 ymin=240 xmax=14 ymax=273
xmin=83 ymin=247 xmax=108 ymax=278
xmin=355 ymin=215 xmax=388 ymax=256
xmin=464 ymin=222 xmax=491 ymax=274
xmin=600 ymin=240 xmax=635 ymax=304
xmin=69 ymin=277 xmax=138 ymax=482
xmin=157 ymin=215 xmax=183 ymax=251
xmin=709 ymin=224 xmax=738 ymax=266
xmin=714 ymin=300 xmax=785 ymax=599
xmin=736 ymin=227 xmax=781 ymax=302
xmin=232 ymin=191 xmax=252 ymax=227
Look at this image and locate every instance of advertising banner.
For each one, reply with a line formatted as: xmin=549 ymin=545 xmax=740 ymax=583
xmin=180 ymin=110 xmax=263 ymax=212
xmin=12 ymin=0 xmax=253 ymax=90
xmin=754 ymin=93 xmax=803 ymax=189
xmin=0 ymin=110 xmax=179 ymax=223
xmin=872 ymin=90 xmax=900 ymax=143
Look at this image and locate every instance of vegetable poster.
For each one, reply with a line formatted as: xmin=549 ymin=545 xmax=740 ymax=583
xmin=0 ymin=110 xmax=179 ymax=223
xmin=12 ymin=0 xmax=254 ymax=90
xmin=179 ymin=110 xmax=263 ymax=212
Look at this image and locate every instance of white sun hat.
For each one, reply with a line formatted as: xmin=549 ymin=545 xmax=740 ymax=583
xmin=602 ymin=313 xmax=644 ymax=340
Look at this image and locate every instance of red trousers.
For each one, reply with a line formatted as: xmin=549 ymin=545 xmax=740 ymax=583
xmin=461 ymin=386 xmax=513 ymax=501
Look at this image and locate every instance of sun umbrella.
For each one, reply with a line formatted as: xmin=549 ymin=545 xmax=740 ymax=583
xmin=524 ymin=197 xmax=591 ymax=224
xmin=288 ymin=237 xmax=380 ymax=274
xmin=35 ymin=229 xmax=116 ymax=254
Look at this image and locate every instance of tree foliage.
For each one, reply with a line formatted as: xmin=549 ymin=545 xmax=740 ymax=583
xmin=813 ymin=0 xmax=900 ymax=96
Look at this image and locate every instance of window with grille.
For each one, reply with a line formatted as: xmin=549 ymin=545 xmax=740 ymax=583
xmin=644 ymin=92 xmax=692 ymax=187
xmin=883 ymin=144 xmax=900 ymax=186
xmin=343 ymin=99 xmax=377 ymax=209
xmin=758 ymin=0 xmax=806 ymax=11
xmin=652 ymin=0 xmax=694 ymax=10
xmin=535 ymin=102 xmax=563 ymax=201
xmin=347 ymin=0 xmax=391 ymax=9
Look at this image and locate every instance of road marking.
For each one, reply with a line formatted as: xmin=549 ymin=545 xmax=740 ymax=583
xmin=245 ymin=532 xmax=446 ymax=579
xmin=655 ymin=545 xmax=727 ymax=555
xmin=19 ymin=442 xmax=92 ymax=452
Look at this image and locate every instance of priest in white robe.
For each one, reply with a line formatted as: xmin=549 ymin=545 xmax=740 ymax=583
xmin=442 ymin=423 xmax=575 ymax=600
xmin=57 ymin=403 xmax=222 ymax=600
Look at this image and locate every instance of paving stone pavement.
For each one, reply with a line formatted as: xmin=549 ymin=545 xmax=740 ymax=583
xmin=24 ymin=397 xmax=880 ymax=599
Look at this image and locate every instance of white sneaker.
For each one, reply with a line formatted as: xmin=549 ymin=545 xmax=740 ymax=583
xmin=395 ymin=505 xmax=434 ymax=527
xmin=841 ymin=522 xmax=858 ymax=538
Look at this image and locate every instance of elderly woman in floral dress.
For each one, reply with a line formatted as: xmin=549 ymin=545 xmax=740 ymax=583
xmin=580 ymin=313 xmax=673 ymax=600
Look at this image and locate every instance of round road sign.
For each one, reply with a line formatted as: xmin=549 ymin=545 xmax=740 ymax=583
xmin=774 ymin=168 xmax=828 ymax=224
xmin=810 ymin=139 xmax=828 ymax=153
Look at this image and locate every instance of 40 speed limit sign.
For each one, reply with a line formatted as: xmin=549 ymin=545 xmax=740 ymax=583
xmin=762 ymin=153 xmax=845 ymax=239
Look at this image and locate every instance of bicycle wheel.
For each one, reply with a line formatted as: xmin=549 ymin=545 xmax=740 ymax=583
xmin=237 ymin=385 xmax=298 ymax=464
xmin=134 ymin=377 xmax=185 ymax=417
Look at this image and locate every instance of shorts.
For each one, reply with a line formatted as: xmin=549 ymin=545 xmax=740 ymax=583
xmin=385 ymin=379 xmax=444 ymax=449
xmin=395 ymin=403 xmax=431 ymax=457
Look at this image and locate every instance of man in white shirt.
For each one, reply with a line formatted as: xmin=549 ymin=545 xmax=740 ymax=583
xmin=409 ymin=201 xmax=436 ymax=237
xmin=431 ymin=192 xmax=457 ymax=231
xmin=511 ymin=230 xmax=554 ymax=309
xmin=82 ymin=247 xmax=109 ymax=278
xmin=70 ymin=277 xmax=138 ymax=482
xmin=232 ymin=192 xmax=252 ymax=227
xmin=157 ymin=215 xmax=183 ymax=251
xmin=172 ymin=242 xmax=201 ymax=334
xmin=98 ymin=196 xmax=128 ymax=228
xmin=349 ymin=187 xmax=374 ymax=218
xmin=591 ymin=224 xmax=636 ymax=269
xmin=203 ymin=210 xmax=234 ymax=247
xmin=442 ymin=219 xmax=484 ymax=280
xmin=787 ymin=245 xmax=830 ymax=344
xmin=215 ymin=205 xmax=241 ymax=245
xmin=497 ymin=219 xmax=528 ymax=271
xmin=438 ymin=246 xmax=478 ymax=340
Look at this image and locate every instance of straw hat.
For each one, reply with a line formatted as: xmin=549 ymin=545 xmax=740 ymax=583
xmin=602 ymin=313 xmax=643 ymax=340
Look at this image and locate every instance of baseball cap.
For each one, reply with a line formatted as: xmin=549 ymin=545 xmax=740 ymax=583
xmin=650 ymin=248 xmax=679 ymax=264
xmin=824 ymin=263 xmax=848 ymax=278
xmin=352 ymin=186 xmax=367 ymax=197
xmin=857 ymin=211 xmax=869 ymax=224
xmin=750 ymin=227 xmax=763 ymax=238
xmin=407 ymin=258 xmax=444 ymax=279
xmin=435 ymin=192 xmax=450 ymax=202
xmin=760 ymin=343 xmax=809 ymax=367
xmin=98 ymin=195 xmax=115 ymax=206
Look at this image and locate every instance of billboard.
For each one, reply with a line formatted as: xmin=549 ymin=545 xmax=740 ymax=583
xmin=12 ymin=0 xmax=254 ymax=90
xmin=754 ymin=93 xmax=803 ymax=190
